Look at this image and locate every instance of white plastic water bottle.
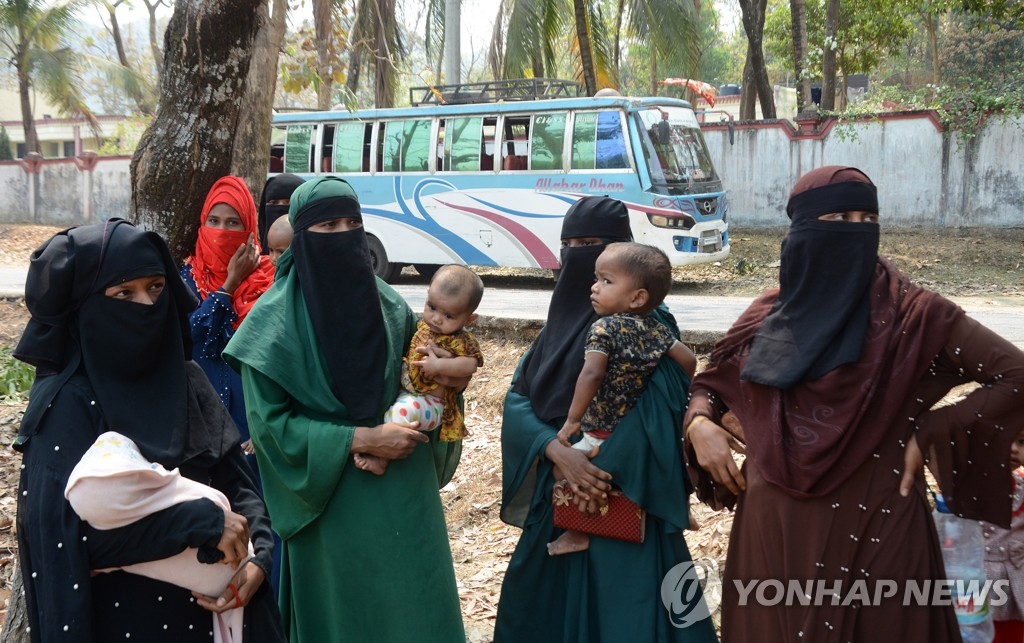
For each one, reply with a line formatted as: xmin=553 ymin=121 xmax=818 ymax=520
xmin=934 ymin=493 xmax=995 ymax=643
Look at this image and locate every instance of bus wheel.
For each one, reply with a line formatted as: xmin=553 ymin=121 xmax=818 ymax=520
xmin=367 ymin=235 xmax=401 ymax=282
xmin=414 ymin=264 xmax=441 ymax=280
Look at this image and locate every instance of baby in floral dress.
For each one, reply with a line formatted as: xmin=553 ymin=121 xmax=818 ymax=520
xmin=354 ymin=264 xmax=484 ymax=475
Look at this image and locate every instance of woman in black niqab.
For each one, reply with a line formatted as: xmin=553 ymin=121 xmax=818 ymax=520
xmin=11 ymin=219 xmax=285 ymax=643
xmin=512 ymin=196 xmax=632 ymax=423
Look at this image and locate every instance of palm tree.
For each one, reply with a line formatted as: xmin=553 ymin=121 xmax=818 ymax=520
xmin=345 ymin=0 xmax=405 ymax=108
xmin=0 ymin=0 xmax=99 ymax=155
xmin=490 ymin=0 xmax=698 ymax=96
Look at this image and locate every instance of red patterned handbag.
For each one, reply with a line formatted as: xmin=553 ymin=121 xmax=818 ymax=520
xmin=551 ymin=479 xmax=646 ymax=543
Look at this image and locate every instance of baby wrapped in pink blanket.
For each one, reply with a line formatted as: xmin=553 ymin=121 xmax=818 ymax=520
xmin=64 ymin=431 xmax=253 ymax=643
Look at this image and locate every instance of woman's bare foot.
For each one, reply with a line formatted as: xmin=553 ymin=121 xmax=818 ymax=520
xmin=547 ymin=530 xmax=590 ymax=556
xmin=686 ymin=507 xmax=700 ymax=531
xmin=353 ymin=453 xmax=389 ymax=475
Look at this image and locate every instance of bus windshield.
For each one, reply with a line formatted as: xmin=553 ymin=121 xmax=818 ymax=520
xmin=637 ymin=106 xmax=719 ymax=194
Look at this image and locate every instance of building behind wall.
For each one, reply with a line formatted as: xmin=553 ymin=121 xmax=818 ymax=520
xmin=0 ymin=87 xmax=125 ymax=158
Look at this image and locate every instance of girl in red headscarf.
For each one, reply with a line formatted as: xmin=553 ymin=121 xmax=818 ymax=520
xmin=180 ymin=175 xmax=280 ymax=587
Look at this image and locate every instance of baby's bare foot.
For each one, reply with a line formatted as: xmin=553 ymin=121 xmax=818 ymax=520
xmin=547 ymin=530 xmax=590 ymax=556
xmin=353 ymin=453 xmax=389 ymax=475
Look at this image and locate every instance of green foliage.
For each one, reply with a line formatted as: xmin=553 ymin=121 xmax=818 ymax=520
xmin=0 ymin=346 xmax=34 ymax=402
xmin=0 ymin=124 xmax=12 ymax=161
xmin=96 ymin=116 xmax=152 ymax=155
xmin=824 ymin=82 xmax=1024 ymax=140
xmin=765 ymin=0 xmax=917 ymax=82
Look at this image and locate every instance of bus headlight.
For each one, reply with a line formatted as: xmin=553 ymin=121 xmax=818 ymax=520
xmin=647 ymin=213 xmax=695 ymax=230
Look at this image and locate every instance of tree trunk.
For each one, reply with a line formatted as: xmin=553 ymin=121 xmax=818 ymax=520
xmin=738 ymin=0 xmax=776 ymax=119
xmin=130 ymin=0 xmax=262 ymax=262
xmin=0 ymin=565 xmax=29 ymax=643
xmin=613 ymin=0 xmax=624 ymax=81
xmin=142 ymin=0 xmax=165 ymax=79
xmin=232 ymin=0 xmax=287 ymax=203
xmin=313 ymin=0 xmax=334 ymax=110
xmin=17 ymin=65 xmax=37 ymax=156
xmin=789 ymin=0 xmax=812 ymax=110
xmin=345 ymin=0 xmax=366 ymax=96
xmin=107 ymin=1 xmax=156 ymax=114
xmin=443 ymin=0 xmax=461 ymax=83
xmin=926 ymin=7 xmax=940 ymax=86
xmin=740 ymin=48 xmax=756 ymax=120
xmin=573 ymin=0 xmax=597 ymax=96
xmin=820 ymin=0 xmax=840 ymax=111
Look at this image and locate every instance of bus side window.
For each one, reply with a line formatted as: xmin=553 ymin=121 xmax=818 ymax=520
xmin=595 ymin=111 xmax=629 ymax=169
xmin=321 ymin=124 xmax=335 ymax=172
xmin=334 ymin=122 xmax=366 ymax=172
xmin=481 ymin=117 xmax=497 ymax=171
xmin=501 ymin=116 xmax=530 ymax=171
xmin=381 ymin=120 xmax=429 ymax=172
xmin=284 ymin=124 xmax=313 ymax=174
xmin=531 ymin=113 xmax=566 ymax=170
xmin=444 ymin=117 xmax=483 ymax=171
xmin=571 ymin=112 xmax=598 ymax=170
xmin=402 ymin=119 xmax=431 ymax=171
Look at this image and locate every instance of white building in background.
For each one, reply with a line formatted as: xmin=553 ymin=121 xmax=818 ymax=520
xmin=0 ymin=87 xmax=124 ymax=159
xmin=693 ymin=85 xmax=799 ymax=123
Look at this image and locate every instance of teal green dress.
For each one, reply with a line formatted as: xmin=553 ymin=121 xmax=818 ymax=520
xmin=225 ymin=273 xmax=464 ymax=642
xmin=494 ymin=309 xmax=719 ymax=643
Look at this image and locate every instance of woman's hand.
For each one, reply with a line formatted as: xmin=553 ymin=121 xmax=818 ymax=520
xmin=352 ymin=422 xmax=429 ymax=460
xmin=193 ymin=561 xmax=266 ymax=614
xmin=899 ymin=435 xmax=924 ymax=497
xmin=240 ymin=439 xmax=255 ymax=456
xmin=222 ymin=234 xmax=260 ymax=294
xmin=687 ymin=416 xmax=746 ymax=495
xmin=545 ymin=439 xmax=612 ymax=504
xmin=217 ymin=509 xmax=251 ymax=567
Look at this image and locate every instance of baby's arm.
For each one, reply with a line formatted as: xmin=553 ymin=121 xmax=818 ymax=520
xmin=414 ymin=342 xmax=479 ymax=379
xmin=667 ymin=340 xmax=697 ymax=378
xmin=557 ymin=350 xmax=609 ymax=447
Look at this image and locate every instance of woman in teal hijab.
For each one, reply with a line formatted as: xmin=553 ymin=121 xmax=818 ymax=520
xmin=493 ymin=196 xmax=718 ymax=642
xmin=224 ymin=177 xmax=465 ymax=642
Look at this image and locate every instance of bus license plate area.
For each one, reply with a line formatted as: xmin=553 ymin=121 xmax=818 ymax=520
xmin=698 ymin=230 xmax=722 ymax=253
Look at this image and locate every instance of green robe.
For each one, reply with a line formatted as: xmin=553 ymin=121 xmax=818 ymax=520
xmin=494 ymin=309 xmax=719 ymax=643
xmin=225 ymin=279 xmax=465 ymax=643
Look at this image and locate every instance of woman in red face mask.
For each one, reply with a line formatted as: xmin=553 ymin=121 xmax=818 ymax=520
xmin=180 ymin=176 xmax=279 ymax=583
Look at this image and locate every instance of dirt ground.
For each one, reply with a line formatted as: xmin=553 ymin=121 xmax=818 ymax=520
xmin=0 ymin=223 xmax=1021 ymax=640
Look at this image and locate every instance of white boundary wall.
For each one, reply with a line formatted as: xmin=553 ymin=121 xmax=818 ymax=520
xmin=701 ymin=110 xmax=1024 ymax=227
xmin=0 ymin=111 xmax=1020 ymax=228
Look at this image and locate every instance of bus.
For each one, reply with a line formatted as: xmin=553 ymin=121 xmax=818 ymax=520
xmin=270 ymin=80 xmax=729 ymax=281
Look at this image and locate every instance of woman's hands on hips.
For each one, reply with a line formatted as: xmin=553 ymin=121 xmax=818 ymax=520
xmin=352 ymin=422 xmax=429 ymax=460
xmin=194 ymin=561 xmax=266 ymax=613
xmin=687 ymin=415 xmax=747 ymax=495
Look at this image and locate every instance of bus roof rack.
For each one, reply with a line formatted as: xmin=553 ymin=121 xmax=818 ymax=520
xmin=409 ymin=78 xmax=582 ymax=106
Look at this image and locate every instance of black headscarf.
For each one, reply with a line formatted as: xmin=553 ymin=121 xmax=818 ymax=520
xmin=741 ymin=166 xmax=880 ymax=389
xmin=288 ymin=177 xmax=386 ymax=422
xmin=513 ymin=196 xmax=632 ymax=423
xmin=14 ymin=219 xmax=200 ymax=466
xmin=258 ymin=173 xmax=305 ymax=250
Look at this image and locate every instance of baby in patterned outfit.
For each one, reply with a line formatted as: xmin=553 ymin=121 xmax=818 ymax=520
xmin=983 ymin=429 xmax=1024 ymax=643
xmin=550 ymin=242 xmax=696 ymax=555
xmin=354 ymin=264 xmax=484 ymax=475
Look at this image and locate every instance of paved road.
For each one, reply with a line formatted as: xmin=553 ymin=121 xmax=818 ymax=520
xmin=3 ymin=266 xmax=1022 ymax=348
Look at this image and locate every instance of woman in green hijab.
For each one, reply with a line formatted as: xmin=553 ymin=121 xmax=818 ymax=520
xmin=224 ymin=177 xmax=465 ymax=642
